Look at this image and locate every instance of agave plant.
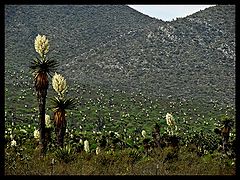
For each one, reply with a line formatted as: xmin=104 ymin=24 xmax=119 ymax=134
xmin=54 ymin=144 xmax=76 ymax=163
xmin=29 ymin=34 xmax=58 ymax=154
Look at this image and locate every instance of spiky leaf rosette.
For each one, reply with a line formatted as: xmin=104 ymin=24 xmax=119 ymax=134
xmin=51 ymin=96 xmax=76 ymax=112
xmin=51 ymin=96 xmax=76 ymax=147
xmin=30 ymin=57 xmax=58 ymax=95
xmin=30 ymin=57 xmax=58 ymax=78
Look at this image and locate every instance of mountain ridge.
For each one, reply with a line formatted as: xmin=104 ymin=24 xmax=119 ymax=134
xmin=4 ymin=4 xmax=235 ymax=108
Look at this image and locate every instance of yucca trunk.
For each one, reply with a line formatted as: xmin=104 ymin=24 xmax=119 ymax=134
xmin=54 ymin=109 xmax=66 ymax=147
xmin=35 ymin=72 xmax=49 ymax=154
xmin=221 ymin=126 xmax=230 ymax=152
xmin=45 ymin=127 xmax=52 ymax=146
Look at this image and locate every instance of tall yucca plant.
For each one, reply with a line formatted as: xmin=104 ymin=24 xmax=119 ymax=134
xmin=30 ymin=34 xmax=58 ymax=154
xmin=51 ymin=73 xmax=76 ymax=147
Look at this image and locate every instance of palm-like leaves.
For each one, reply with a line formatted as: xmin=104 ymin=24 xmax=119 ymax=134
xmin=51 ymin=96 xmax=76 ymax=112
xmin=30 ymin=57 xmax=58 ymax=77
xmin=30 ymin=57 xmax=58 ymax=94
xmin=51 ymin=96 xmax=76 ymax=147
xmin=54 ymin=144 xmax=76 ymax=163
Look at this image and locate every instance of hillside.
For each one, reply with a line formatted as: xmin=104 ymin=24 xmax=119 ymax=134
xmin=4 ymin=5 xmax=236 ymax=176
xmin=4 ymin=4 xmax=235 ymax=113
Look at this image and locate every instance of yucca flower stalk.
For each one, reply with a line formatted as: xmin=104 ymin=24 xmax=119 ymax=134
xmin=34 ymin=34 xmax=50 ymax=59
xmin=141 ymin=130 xmax=147 ymax=139
xmin=52 ymin=72 xmax=67 ymax=98
xmin=96 ymin=146 xmax=101 ymax=155
xmin=166 ymin=113 xmax=177 ymax=135
xmin=10 ymin=139 xmax=17 ymax=147
xmin=45 ymin=114 xmax=53 ymax=146
xmin=30 ymin=34 xmax=58 ymax=154
xmin=34 ymin=129 xmax=40 ymax=140
xmin=84 ymin=139 xmax=90 ymax=153
xmin=45 ymin=114 xmax=53 ymax=129
xmin=51 ymin=73 xmax=76 ymax=147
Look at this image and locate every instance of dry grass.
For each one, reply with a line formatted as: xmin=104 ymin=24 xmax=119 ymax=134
xmin=4 ymin=146 xmax=235 ymax=176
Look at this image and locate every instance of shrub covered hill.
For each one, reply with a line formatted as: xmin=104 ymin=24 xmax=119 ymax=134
xmin=5 ymin=5 xmax=235 ymax=119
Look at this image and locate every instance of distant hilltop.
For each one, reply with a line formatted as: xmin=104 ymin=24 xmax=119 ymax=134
xmin=5 ymin=5 xmax=235 ymax=106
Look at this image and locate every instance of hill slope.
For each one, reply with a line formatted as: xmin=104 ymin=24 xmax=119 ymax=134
xmin=5 ymin=4 xmax=235 ymax=108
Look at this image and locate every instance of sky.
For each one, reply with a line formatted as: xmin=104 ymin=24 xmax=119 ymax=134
xmin=127 ymin=5 xmax=216 ymax=21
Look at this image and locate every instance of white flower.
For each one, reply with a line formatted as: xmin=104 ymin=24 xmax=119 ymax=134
xmin=34 ymin=129 xmax=40 ymax=140
xmin=166 ymin=113 xmax=175 ymax=126
xmin=52 ymin=72 xmax=67 ymax=97
xmin=96 ymin=146 xmax=101 ymax=155
xmin=114 ymin=132 xmax=120 ymax=137
xmin=51 ymin=158 xmax=55 ymax=165
xmin=45 ymin=114 xmax=52 ymax=128
xmin=142 ymin=130 xmax=147 ymax=138
xmin=34 ymin=34 xmax=50 ymax=58
xmin=11 ymin=139 xmax=17 ymax=147
xmin=84 ymin=140 xmax=90 ymax=153
xmin=79 ymin=139 xmax=83 ymax=145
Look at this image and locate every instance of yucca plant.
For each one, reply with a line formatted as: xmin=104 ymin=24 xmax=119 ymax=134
xmin=29 ymin=34 xmax=58 ymax=154
xmin=51 ymin=96 xmax=76 ymax=147
xmin=51 ymin=73 xmax=76 ymax=147
xmin=219 ymin=117 xmax=234 ymax=153
xmin=128 ymin=149 xmax=142 ymax=164
xmin=54 ymin=144 xmax=76 ymax=163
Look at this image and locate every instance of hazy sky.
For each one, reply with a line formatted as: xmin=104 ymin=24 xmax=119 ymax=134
xmin=128 ymin=5 xmax=216 ymax=21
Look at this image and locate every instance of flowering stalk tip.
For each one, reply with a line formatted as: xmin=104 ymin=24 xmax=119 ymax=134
xmin=52 ymin=72 xmax=67 ymax=98
xmin=34 ymin=34 xmax=50 ymax=58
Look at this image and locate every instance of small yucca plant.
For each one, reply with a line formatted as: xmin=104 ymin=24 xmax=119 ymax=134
xmin=128 ymin=149 xmax=142 ymax=164
xmin=54 ymin=144 xmax=76 ymax=163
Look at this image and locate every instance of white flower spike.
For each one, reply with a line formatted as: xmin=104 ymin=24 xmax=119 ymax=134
xmin=52 ymin=72 xmax=67 ymax=97
xmin=34 ymin=34 xmax=50 ymax=58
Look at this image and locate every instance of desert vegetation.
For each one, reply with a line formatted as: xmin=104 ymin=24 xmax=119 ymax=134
xmin=4 ymin=5 xmax=236 ymax=175
xmin=4 ymin=110 xmax=236 ymax=175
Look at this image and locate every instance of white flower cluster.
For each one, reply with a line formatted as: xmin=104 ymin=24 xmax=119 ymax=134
xmin=45 ymin=114 xmax=52 ymax=128
xmin=96 ymin=146 xmax=101 ymax=155
xmin=166 ymin=113 xmax=175 ymax=127
xmin=84 ymin=140 xmax=90 ymax=153
xmin=141 ymin=130 xmax=147 ymax=138
xmin=166 ymin=113 xmax=177 ymax=135
xmin=52 ymin=72 xmax=67 ymax=97
xmin=11 ymin=139 xmax=17 ymax=147
xmin=34 ymin=34 xmax=49 ymax=58
xmin=34 ymin=129 xmax=40 ymax=140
